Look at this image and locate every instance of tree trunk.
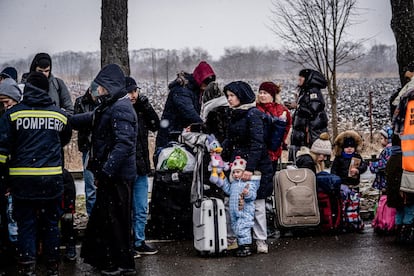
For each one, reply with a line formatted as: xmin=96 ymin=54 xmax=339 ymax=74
xmin=331 ymin=72 xmax=339 ymax=140
xmin=390 ymin=0 xmax=414 ymax=86
xmin=101 ymin=0 xmax=130 ymax=75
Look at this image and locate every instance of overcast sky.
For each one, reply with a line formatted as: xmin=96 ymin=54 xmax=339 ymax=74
xmin=0 ymin=0 xmax=394 ymax=63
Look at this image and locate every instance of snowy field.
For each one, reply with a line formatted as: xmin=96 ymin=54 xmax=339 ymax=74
xmin=68 ymin=77 xmax=400 ymax=134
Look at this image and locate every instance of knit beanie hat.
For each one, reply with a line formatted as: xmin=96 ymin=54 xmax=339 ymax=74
xmin=0 ymin=67 xmax=18 ymax=82
xmin=231 ymin=156 xmax=247 ymax=173
xmin=26 ymin=72 xmax=49 ymax=91
xmin=259 ymin=81 xmax=280 ymax=101
xmin=380 ymin=125 xmax=393 ymax=144
xmin=0 ymin=78 xmax=22 ymax=102
xmin=310 ymin=132 xmax=332 ymax=155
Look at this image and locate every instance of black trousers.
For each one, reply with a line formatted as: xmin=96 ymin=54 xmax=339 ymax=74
xmin=81 ymin=177 xmax=134 ymax=270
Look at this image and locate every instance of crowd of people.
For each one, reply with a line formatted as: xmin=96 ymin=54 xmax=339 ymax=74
xmin=0 ymin=54 xmax=413 ymax=276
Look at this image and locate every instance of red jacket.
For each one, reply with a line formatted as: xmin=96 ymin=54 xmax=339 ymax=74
xmin=257 ymin=102 xmax=292 ymax=161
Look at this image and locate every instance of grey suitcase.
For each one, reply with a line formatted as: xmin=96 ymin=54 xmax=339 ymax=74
xmin=274 ymin=168 xmax=320 ymax=228
xmin=193 ymin=197 xmax=227 ymax=255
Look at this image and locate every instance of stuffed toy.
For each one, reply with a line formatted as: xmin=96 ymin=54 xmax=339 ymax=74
xmin=206 ymin=134 xmax=229 ymax=186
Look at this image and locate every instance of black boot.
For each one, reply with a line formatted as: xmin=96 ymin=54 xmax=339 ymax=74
xmin=400 ymin=224 xmax=409 ymax=243
xmin=46 ymin=260 xmax=59 ymax=276
xmin=395 ymin=224 xmax=403 ymax=243
xmin=18 ymin=261 xmax=36 ymax=276
xmin=407 ymin=224 xmax=414 ymax=244
xmin=235 ymin=244 xmax=252 ymax=257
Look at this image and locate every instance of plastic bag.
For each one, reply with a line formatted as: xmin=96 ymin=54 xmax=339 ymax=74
xmin=165 ymin=147 xmax=188 ymax=171
xmin=156 ymin=144 xmax=195 ymax=172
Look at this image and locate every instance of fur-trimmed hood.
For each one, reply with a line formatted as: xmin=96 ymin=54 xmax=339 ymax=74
xmin=333 ymin=130 xmax=363 ymax=156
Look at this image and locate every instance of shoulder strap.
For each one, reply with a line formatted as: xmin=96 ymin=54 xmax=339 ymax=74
xmin=52 ymin=77 xmax=61 ymax=92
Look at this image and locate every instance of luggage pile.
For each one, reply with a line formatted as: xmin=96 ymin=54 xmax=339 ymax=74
xmin=148 ymin=132 xmax=228 ymax=256
xmin=148 ymin=141 xmax=195 ymax=240
xmin=272 ymin=167 xmax=366 ymax=235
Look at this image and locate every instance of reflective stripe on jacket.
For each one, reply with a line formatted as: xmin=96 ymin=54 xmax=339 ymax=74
xmin=401 ymin=99 xmax=414 ymax=171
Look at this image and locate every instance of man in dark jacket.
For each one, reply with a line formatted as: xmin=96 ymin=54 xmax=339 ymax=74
xmin=29 ymin=53 xmax=74 ymax=115
xmin=155 ymin=61 xmax=215 ymax=149
xmin=126 ymin=76 xmax=160 ymax=257
xmin=71 ymin=64 xmax=137 ymax=275
xmin=286 ymin=69 xmax=329 ymax=161
xmin=0 ymin=72 xmax=72 ymax=275
xmin=74 ymin=83 xmax=98 ymax=216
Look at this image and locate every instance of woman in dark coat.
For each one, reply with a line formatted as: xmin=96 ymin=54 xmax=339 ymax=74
xmin=223 ymin=81 xmax=273 ymax=255
xmin=70 ymin=64 xmax=138 ymax=274
xmin=287 ymin=69 xmax=328 ymax=161
xmin=155 ymin=61 xmax=215 ymax=149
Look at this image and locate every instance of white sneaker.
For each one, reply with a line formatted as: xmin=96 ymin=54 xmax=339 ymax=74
xmin=256 ymin=240 xmax=268 ymax=254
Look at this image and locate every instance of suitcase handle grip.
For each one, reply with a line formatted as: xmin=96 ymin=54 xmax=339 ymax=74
xmin=194 ymin=199 xmax=202 ymax=208
xmin=285 ymin=169 xmax=308 ymax=183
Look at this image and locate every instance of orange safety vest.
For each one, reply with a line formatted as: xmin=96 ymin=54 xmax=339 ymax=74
xmin=401 ymin=99 xmax=414 ymax=171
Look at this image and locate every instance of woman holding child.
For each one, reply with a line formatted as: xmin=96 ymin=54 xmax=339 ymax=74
xmin=222 ymin=81 xmax=273 ymax=256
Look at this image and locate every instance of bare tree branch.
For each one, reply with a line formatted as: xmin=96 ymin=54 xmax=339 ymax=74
xmin=269 ymin=0 xmax=361 ymax=138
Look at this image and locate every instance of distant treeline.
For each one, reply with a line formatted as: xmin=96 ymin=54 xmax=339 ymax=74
xmin=0 ymin=44 xmax=398 ymax=82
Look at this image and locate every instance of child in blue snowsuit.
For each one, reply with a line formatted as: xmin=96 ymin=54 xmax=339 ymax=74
xmin=212 ymin=156 xmax=260 ymax=257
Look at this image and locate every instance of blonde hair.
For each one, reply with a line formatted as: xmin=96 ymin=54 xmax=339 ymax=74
xmin=309 ymin=152 xmax=325 ymax=173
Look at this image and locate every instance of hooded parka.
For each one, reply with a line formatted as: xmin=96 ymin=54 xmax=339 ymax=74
xmin=155 ymin=61 xmax=215 ymax=148
xmin=76 ymin=64 xmax=138 ymax=271
xmin=223 ymin=81 xmax=273 ymax=199
xmin=291 ymin=69 xmax=328 ymax=149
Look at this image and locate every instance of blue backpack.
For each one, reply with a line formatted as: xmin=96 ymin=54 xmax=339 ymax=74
xmin=261 ymin=113 xmax=287 ymax=151
xmin=316 ymin=171 xmax=342 ymax=195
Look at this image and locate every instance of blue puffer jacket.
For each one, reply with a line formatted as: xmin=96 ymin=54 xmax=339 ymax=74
xmin=155 ymin=73 xmax=203 ymax=148
xmin=223 ymin=81 xmax=273 ymax=199
xmin=70 ymin=64 xmax=138 ymax=181
xmin=0 ymin=83 xmax=72 ymax=199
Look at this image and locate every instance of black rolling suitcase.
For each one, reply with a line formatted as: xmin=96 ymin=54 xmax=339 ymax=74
xmin=148 ymin=170 xmax=193 ymax=240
